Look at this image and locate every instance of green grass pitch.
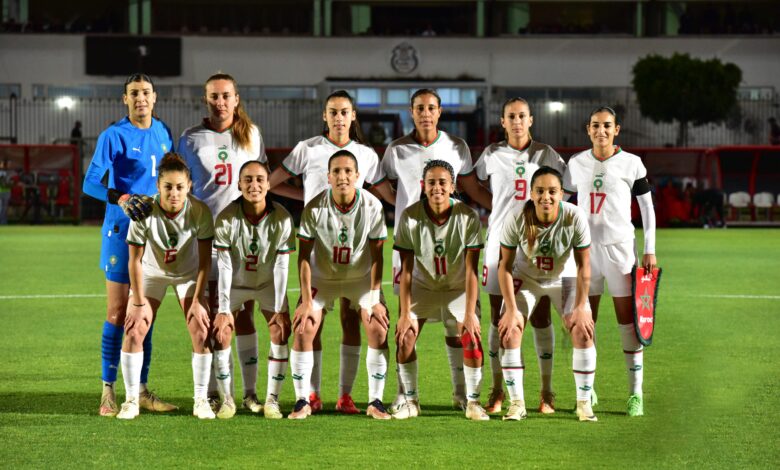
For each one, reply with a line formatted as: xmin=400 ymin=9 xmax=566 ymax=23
xmin=0 ymin=226 xmax=778 ymax=468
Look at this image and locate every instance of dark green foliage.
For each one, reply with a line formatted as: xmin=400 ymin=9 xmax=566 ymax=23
xmin=632 ymin=53 xmax=742 ymax=146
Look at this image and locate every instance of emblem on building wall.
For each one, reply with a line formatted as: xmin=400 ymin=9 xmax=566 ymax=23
xmin=391 ymin=42 xmax=419 ymax=75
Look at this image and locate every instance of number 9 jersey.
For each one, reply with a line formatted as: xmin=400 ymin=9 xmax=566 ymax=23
xmin=178 ymin=122 xmax=267 ymax=218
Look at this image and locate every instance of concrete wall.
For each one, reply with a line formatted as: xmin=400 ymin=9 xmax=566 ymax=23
xmin=1 ymin=35 xmax=779 ymax=96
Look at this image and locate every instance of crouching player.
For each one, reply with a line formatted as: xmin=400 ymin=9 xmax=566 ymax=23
xmin=497 ymin=166 xmax=597 ymax=422
xmin=393 ymin=160 xmax=489 ymax=421
xmin=289 ymin=150 xmax=391 ymax=420
xmin=212 ymin=160 xmax=295 ymax=419
xmin=117 ymin=153 xmax=215 ymax=420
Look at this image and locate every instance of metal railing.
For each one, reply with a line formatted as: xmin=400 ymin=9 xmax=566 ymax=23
xmin=0 ymin=96 xmax=777 ymax=151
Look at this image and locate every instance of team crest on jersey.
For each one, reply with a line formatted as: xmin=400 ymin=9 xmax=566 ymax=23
xmin=540 ymin=239 xmax=551 ymax=255
xmin=593 ymin=172 xmax=605 ymax=190
xmin=338 ymin=226 xmax=348 ymax=244
xmin=161 ymin=144 xmax=168 ymax=152
xmin=109 ymin=255 xmax=118 ymax=266
xmin=217 ymin=146 xmax=229 ymax=162
xmin=167 ymin=234 xmax=179 ymax=248
xmin=434 ymin=239 xmax=445 ymax=255
xmin=514 ymin=161 xmax=526 ymax=177
xmin=249 ymin=238 xmax=258 ymax=254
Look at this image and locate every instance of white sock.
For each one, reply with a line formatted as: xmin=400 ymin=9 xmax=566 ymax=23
xmin=488 ymin=324 xmax=502 ymax=385
xmin=463 ymin=365 xmax=483 ymax=402
xmin=120 ymin=351 xmax=143 ymax=402
xmin=619 ymin=323 xmax=644 ymax=395
xmin=310 ymin=349 xmax=322 ymax=394
xmin=446 ymin=343 xmax=466 ymax=398
xmin=573 ymin=346 xmax=596 ymax=402
xmin=290 ymin=349 xmax=313 ymax=401
xmin=236 ymin=333 xmax=258 ymax=396
xmin=533 ymin=324 xmax=555 ymax=393
xmin=214 ymin=348 xmax=232 ymax=399
xmin=266 ymin=342 xmax=289 ymax=401
xmin=501 ymin=348 xmax=525 ymax=402
xmin=398 ymin=360 xmax=419 ymax=400
xmin=366 ymin=347 xmax=388 ymax=402
xmin=339 ymin=344 xmax=361 ymax=397
xmin=192 ymin=352 xmax=213 ymax=400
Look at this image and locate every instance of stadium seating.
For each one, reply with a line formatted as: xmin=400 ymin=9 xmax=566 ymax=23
xmin=727 ymin=191 xmax=752 ymax=221
xmin=753 ymin=192 xmax=773 ymax=221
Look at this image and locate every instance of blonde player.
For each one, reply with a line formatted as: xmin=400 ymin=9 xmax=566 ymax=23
xmin=212 ymin=161 xmax=295 ymax=419
xmin=116 ymin=153 xmax=215 ymax=420
xmin=269 ymin=90 xmax=394 ymax=415
xmin=393 ymin=160 xmax=489 ymax=421
xmin=383 ymin=88 xmax=492 ymax=412
xmin=179 ymin=72 xmax=280 ymax=413
xmin=564 ymin=106 xmax=657 ymax=417
xmin=475 ymin=97 xmax=569 ymax=414
xmin=498 ymin=166 xmax=597 ymax=422
xmin=289 ymin=150 xmax=391 ymax=420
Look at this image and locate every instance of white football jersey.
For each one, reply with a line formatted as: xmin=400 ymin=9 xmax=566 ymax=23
xmin=500 ymin=201 xmax=590 ymax=282
xmin=382 ymin=130 xmax=474 ymax=223
xmin=213 ymin=200 xmax=295 ymax=288
xmin=179 ymin=122 xmax=267 ymax=219
xmin=127 ymin=195 xmax=214 ymax=278
xmin=282 ymin=135 xmax=385 ymax=205
xmin=393 ymin=199 xmax=484 ymax=291
xmin=475 ymin=140 xmax=565 ymax=231
xmin=563 ymin=147 xmax=647 ymax=245
xmin=297 ymin=188 xmax=387 ymax=281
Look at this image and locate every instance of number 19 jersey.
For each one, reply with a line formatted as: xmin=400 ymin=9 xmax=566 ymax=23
xmin=500 ymin=201 xmax=590 ymax=282
xmin=297 ymin=189 xmax=387 ymax=281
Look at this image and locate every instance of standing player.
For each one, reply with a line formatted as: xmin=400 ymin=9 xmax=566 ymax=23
xmin=212 ymin=161 xmax=295 ymax=419
xmin=393 ymin=160 xmax=488 ymax=421
xmin=383 ymin=88 xmax=492 ymax=411
xmin=288 ymin=150 xmax=390 ymax=420
xmin=268 ymin=90 xmax=394 ymax=415
xmin=475 ymin=98 xmax=568 ymax=414
xmin=82 ymin=73 xmax=176 ymax=417
xmin=179 ymin=72 xmax=275 ymax=413
xmin=116 ymin=153 xmax=214 ymax=420
xmin=497 ymin=166 xmax=597 ymax=422
xmin=563 ymin=106 xmax=657 ymax=417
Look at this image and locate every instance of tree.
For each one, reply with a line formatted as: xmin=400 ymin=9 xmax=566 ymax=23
xmin=632 ymin=53 xmax=742 ymax=146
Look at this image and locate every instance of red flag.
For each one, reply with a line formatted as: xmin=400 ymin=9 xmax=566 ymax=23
xmin=633 ymin=266 xmax=662 ymax=346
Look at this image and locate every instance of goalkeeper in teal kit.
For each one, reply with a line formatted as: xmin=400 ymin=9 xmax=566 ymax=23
xmin=82 ymin=73 xmax=177 ymax=416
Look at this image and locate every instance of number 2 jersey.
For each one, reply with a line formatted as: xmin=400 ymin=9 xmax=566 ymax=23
xmin=563 ymin=147 xmax=647 ymax=245
xmin=126 ymin=195 xmax=214 ymax=278
xmin=393 ymin=199 xmax=484 ymax=291
xmin=500 ymin=201 xmax=590 ymax=282
xmin=178 ymin=122 xmax=267 ymax=219
xmin=297 ymin=188 xmax=387 ymax=281
xmin=213 ymin=199 xmax=295 ymax=313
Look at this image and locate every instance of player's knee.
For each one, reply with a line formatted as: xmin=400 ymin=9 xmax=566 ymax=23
xmin=187 ymin=322 xmax=209 ymax=345
xmin=124 ymin=323 xmax=148 ymax=346
xmin=445 ymin=335 xmax=462 ymax=348
xmin=270 ymin=316 xmax=291 ymax=344
xmin=461 ymin=331 xmax=484 ymax=359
